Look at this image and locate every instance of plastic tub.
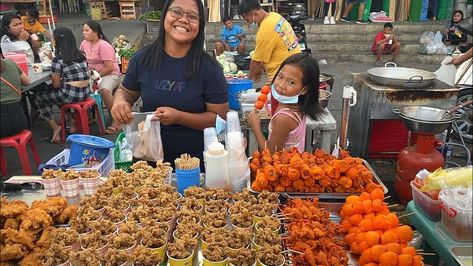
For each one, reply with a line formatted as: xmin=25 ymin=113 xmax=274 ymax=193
xmin=227 ymin=79 xmax=253 ymax=110
xmin=67 ymin=134 xmax=115 ymax=166
xmin=175 ymin=168 xmax=200 ymax=194
xmin=439 ymin=190 xmax=473 ymax=242
xmin=410 ymin=181 xmax=441 ymax=221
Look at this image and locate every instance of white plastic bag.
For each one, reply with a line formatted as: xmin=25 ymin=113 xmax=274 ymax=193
xmin=124 ymin=113 xmax=164 ymax=162
xmin=420 ymin=31 xmax=434 ymax=44
xmin=434 ymin=57 xmax=457 ymax=86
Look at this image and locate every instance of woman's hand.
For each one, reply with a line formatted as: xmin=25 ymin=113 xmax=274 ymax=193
xmin=111 ymin=101 xmax=133 ymax=124
xmin=246 ymin=109 xmax=261 ymax=130
xmin=19 ymin=30 xmax=30 ymax=41
xmin=154 ymin=107 xmax=181 ymax=126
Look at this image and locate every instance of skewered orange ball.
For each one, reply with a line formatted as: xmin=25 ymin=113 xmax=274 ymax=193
xmin=344 ymin=233 xmax=356 ymax=245
xmin=359 ymin=248 xmax=373 ymax=265
xmin=359 ymin=219 xmax=374 ymax=232
xmin=370 ymin=244 xmax=387 ymax=262
xmin=381 ymin=230 xmax=399 ymax=245
xmin=355 ymin=232 xmax=366 ymax=243
xmin=373 ymin=215 xmax=390 ymax=230
xmin=341 ymin=220 xmax=353 ymax=231
xmin=343 ymin=203 xmax=355 ymax=217
xmin=349 ymin=214 xmax=363 ymax=226
xmin=260 ymin=85 xmax=270 ymax=94
xmin=346 ymin=195 xmax=361 ymax=204
xmin=365 ymin=231 xmax=381 ymax=247
xmin=401 ymin=246 xmax=417 ymax=256
xmin=360 ymin=191 xmax=371 ymax=201
xmin=396 ymin=225 xmax=413 ymax=243
xmin=386 ymin=213 xmax=400 ymax=228
xmin=398 ymin=253 xmax=413 ymax=266
xmin=350 ymin=242 xmax=360 ymax=254
xmin=362 ymin=199 xmax=373 ymax=214
xmin=353 ymin=201 xmax=365 ymax=214
xmin=364 ymin=213 xmax=376 ymax=220
xmin=412 ymin=255 xmax=424 ymax=266
xmin=379 ymin=251 xmax=399 ymax=266
xmin=372 ymin=199 xmax=386 ymax=213
xmin=385 ymin=243 xmax=401 ymax=254
xmin=370 ymin=188 xmax=385 ymax=200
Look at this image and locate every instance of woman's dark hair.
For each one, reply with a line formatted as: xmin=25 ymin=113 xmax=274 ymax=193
xmin=139 ymin=0 xmax=219 ymax=80
xmin=53 ymin=27 xmax=86 ymax=64
xmin=26 ymin=7 xmax=40 ymax=20
xmin=451 ymin=10 xmax=464 ymax=24
xmin=1 ymin=13 xmax=22 ymax=41
xmin=238 ymin=0 xmax=261 ymax=16
xmin=84 ymin=20 xmax=110 ymax=43
xmin=272 ymin=53 xmax=324 ymax=120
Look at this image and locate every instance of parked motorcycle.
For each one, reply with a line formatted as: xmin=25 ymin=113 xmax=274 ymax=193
xmin=287 ymin=12 xmax=311 ymax=54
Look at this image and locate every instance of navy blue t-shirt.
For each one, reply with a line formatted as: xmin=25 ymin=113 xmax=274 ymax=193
xmin=122 ymin=50 xmax=228 ymax=169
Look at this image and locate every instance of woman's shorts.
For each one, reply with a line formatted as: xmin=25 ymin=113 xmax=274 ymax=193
xmin=98 ymin=74 xmax=122 ymax=93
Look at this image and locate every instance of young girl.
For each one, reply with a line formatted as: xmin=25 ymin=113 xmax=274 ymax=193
xmin=247 ymin=53 xmax=324 ymax=153
xmin=35 ymin=27 xmax=90 ymax=143
xmin=443 ymin=10 xmax=467 ymax=46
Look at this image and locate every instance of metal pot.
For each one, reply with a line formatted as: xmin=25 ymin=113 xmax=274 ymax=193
xmin=368 ymin=62 xmax=436 ymax=89
xmin=393 ymin=106 xmax=456 ymax=134
xmin=319 ymin=90 xmax=332 ymax=109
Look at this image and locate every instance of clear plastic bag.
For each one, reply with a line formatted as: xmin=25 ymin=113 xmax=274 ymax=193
xmin=124 ymin=112 xmax=164 ymax=162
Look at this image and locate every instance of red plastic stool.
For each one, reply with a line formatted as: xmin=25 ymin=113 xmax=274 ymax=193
xmin=0 ymin=130 xmax=40 ymax=176
xmin=60 ymin=97 xmax=105 ymax=142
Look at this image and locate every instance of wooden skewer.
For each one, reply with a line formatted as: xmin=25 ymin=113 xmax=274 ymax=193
xmin=397 ymin=212 xmax=416 ymax=218
xmin=417 ymin=252 xmax=436 ymax=256
xmin=384 ymin=195 xmax=391 ymax=199
xmin=286 ymin=249 xmax=304 ymax=255
xmin=388 ymin=204 xmax=398 ymax=208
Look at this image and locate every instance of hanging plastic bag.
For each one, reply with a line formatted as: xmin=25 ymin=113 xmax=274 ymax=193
xmin=124 ymin=113 xmax=164 ymax=162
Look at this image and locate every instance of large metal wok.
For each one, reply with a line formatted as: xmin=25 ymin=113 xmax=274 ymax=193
xmin=368 ymin=62 xmax=436 ymax=89
xmin=393 ymin=106 xmax=458 ymax=134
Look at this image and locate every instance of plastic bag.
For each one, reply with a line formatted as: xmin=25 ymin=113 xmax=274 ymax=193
xmin=124 ymin=113 xmax=164 ymax=162
xmin=421 ymin=166 xmax=473 ymax=191
xmin=434 ymin=57 xmax=456 ymax=86
xmin=419 ymin=31 xmax=434 ymax=44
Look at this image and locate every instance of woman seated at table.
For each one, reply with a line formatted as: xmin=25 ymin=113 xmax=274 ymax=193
xmin=1 ymin=13 xmax=34 ymax=64
xmin=35 ymin=27 xmax=90 ymax=144
xmin=1 ymin=57 xmax=30 ymax=138
xmin=80 ymin=20 xmax=122 ymax=134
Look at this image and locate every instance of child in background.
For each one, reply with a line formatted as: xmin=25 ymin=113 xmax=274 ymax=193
xmin=371 ymin=23 xmax=401 ymax=66
xmin=21 ymin=6 xmax=53 ymax=47
xmin=443 ymin=10 xmax=467 ymax=46
xmin=246 ymin=53 xmax=324 ymax=153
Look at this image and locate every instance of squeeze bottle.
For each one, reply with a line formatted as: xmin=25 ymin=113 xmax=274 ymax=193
xmin=204 ymin=141 xmax=230 ymax=189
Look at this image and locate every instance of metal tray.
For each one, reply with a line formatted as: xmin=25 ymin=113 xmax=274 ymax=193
xmin=450 ymin=246 xmax=473 ymax=266
xmin=247 ymin=159 xmax=388 ymax=199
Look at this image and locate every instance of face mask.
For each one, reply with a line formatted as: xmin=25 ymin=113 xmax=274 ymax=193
xmin=271 ymin=84 xmax=302 ymax=104
xmin=215 ymin=114 xmax=227 ymax=134
xmin=249 ymin=16 xmax=258 ymax=29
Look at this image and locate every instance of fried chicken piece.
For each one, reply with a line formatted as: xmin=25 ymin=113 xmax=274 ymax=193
xmin=0 ymin=243 xmax=26 ymax=261
xmin=36 ymin=226 xmax=54 ymax=248
xmin=3 ymin=218 xmax=20 ymax=230
xmin=55 ymin=205 xmax=78 ymax=224
xmin=31 ymin=197 xmax=67 ymax=217
xmin=20 ymin=208 xmax=52 ymax=231
xmin=0 ymin=228 xmax=35 ymax=250
xmin=19 ymin=249 xmax=43 ymax=266
xmin=0 ymin=200 xmax=28 ymax=218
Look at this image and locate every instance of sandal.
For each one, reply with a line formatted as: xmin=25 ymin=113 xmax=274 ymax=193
xmin=105 ymin=124 xmax=122 ymax=135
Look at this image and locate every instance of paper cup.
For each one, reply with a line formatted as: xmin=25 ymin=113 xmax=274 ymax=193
xmin=82 ymin=177 xmax=100 ymax=195
xmin=60 ymin=178 xmax=80 ymax=197
xmin=251 ymin=237 xmax=263 ymax=252
xmin=42 ymin=177 xmax=61 ymax=196
xmin=81 ymin=241 xmax=108 ymax=255
xmin=203 ymin=257 xmax=227 ymax=266
xmin=167 ymin=250 xmax=194 ymax=266
xmin=254 ymin=220 xmax=280 ymax=235
xmin=201 ymin=238 xmax=209 ymax=252
xmin=257 ymin=256 xmax=285 ymax=266
xmin=143 ymin=240 xmax=167 ymax=259
xmin=231 ymin=220 xmax=254 ymax=234
xmin=65 ymin=242 xmax=81 ymax=252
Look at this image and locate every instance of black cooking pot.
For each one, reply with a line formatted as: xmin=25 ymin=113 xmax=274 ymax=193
xmin=234 ymin=54 xmax=251 ymax=70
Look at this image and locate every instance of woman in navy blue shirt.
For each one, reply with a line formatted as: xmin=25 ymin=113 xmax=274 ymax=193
xmin=112 ymin=0 xmax=228 ymax=169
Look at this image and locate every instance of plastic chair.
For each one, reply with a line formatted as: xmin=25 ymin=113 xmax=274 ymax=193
xmin=60 ymin=97 xmax=105 ymax=142
xmin=0 ymin=130 xmax=40 ymax=176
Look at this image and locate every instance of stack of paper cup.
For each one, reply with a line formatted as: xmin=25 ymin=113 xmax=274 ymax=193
xmin=203 ymin=127 xmax=218 ymax=151
xmin=226 ymin=111 xmax=241 ymax=133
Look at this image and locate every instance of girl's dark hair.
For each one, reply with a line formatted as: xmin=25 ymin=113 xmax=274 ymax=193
xmin=272 ymin=53 xmax=324 ymax=120
xmin=26 ymin=7 xmax=40 ymax=20
xmin=84 ymin=20 xmax=110 ymax=43
xmin=53 ymin=27 xmax=86 ymax=64
xmin=139 ymin=0 xmax=219 ymax=80
xmin=1 ymin=13 xmax=22 ymax=41
xmin=451 ymin=10 xmax=464 ymax=24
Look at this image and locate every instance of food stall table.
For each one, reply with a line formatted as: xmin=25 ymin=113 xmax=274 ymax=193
xmin=407 ymin=201 xmax=471 ymax=266
xmin=22 ymin=66 xmax=52 ymax=91
xmin=244 ymin=108 xmax=337 ymax=154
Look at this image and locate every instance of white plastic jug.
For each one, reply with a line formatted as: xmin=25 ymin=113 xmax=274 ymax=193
xmin=204 ymin=141 xmax=230 ymax=189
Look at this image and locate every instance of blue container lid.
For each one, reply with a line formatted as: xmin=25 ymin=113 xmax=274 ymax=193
xmin=67 ymin=134 xmax=115 ymax=149
xmin=227 ymin=78 xmax=253 ymax=85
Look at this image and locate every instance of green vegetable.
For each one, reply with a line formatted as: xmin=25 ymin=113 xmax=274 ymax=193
xmin=140 ymin=10 xmax=162 ymax=20
xmin=118 ymin=48 xmax=136 ymax=60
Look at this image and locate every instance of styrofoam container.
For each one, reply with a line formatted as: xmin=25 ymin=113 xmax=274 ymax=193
xmin=410 ymin=181 xmax=441 ymax=221
xmin=439 ymin=190 xmax=473 ymax=242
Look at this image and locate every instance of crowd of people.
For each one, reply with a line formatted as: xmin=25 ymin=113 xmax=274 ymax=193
xmin=1 ymin=0 xmax=471 ymax=167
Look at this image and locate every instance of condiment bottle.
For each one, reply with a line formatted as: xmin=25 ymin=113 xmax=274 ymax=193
xmin=204 ymin=141 xmax=230 ymax=189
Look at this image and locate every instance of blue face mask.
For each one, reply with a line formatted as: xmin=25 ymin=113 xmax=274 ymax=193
xmin=271 ymin=84 xmax=302 ymax=104
xmin=215 ymin=114 xmax=227 ymax=134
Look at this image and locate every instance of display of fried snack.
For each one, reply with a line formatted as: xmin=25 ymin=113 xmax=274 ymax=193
xmin=109 ymin=196 xmax=131 ymax=211
xmin=232 ymin=188 xmax=257 ymax=204
xmin=80 ymin=194 xmax=107 ymax=210
xmin=257 ymin=246 xmax=284 ymax=266
xmin=139 ymin=220 xmax=169 ymax=233
xmin=70 ymin=216 xmax=92 ymax=234
xmin=131 ymin=161 xmax=154 ymax=172
xmin=206 ymin=188 xmax=230 ymax=201
xmin=229 ymin=201 xmax=252 ymax=215
xmin=202 ymin=212 xmax=227 ymax=228
xmin=0 ymin=198 xmax=28 ymax=218
xmin=154 ymin=190 xmax=181 ymax=207
xmin=41 ymin=243 xmax=70 ymax=266
xmin=41 ymin=169 xmax=63 ymax=179
xmin=167 ymin=239 xmax=195 ymax=259
xmin=177 ymin=212 xmax=200 ymax=225
xmin=132 ymin=245 xmax=163 ymax=266
xmin=55 ymin=205 xmax=78 ymax=224
xmin=101 ymin=207 xmax=126 ymax=223
xmin=257 ymin=190 xmax=279 ymax=204
xmin=174 ymin=220 xmax=202 ymax=239
xmin=108 ymin=175 xmax=125 ymax=189
xmin=140 ymin=227 xmax=167 ymax=248
xmin=110 ymin=233 xmax=136 ymax=250
xmin=77 ymin=204 xmax=102 ymax=219
xmin=89 ymin=219 xmax=117 ymax=236
xmin=122 ymin=175 xmax=143 ymax=189
xmin=227 ymin=248 xmax=257 ymax=266
xmin=203 ymin=244 xmax=227 ymax=262
xmin=153 ymin=207 xmax=176 ymax=223
xmin=79 ymin=169 xmax=100 ymax=178
xmin=109 ymin=169 xmax=128 ymax=179
xmin=201 ymin=227 xmax=227 ymax=243
xmin=118 ymin=220 xmax=140 ymax=236
xmin=20 ymin=208 xmax=52 ymax=230
xmin=179 ymin=197 xmax=203 ymax=212
xmin=226 ymin=229 xmax=251 ymax=249
xmin=100 ymin=248 xmax=129 ymax=266
xmin=255 ymin=216 xmax=281 ymax=232
xmin=205 ymin=199 xmax=228 ymax=213
xmin=50 ymin=227 xmax=79 ymax=247
xmin=254 ymin=228 xmax=281 ymax=247
xmin=184 ymin=186 xmax=206 ymax=200
xmin=70 ymin=248 xmax=100 ymax=266
xmin=252 ymin=203 xmax=275 ymax=218
xmin=61 ymin=169 xmax=80 ymax=180
xmin=31 ymin=197 xmax=67 ymax=217
xmin=231 ymin=211 xmax=253 ymax=228
xmin=127 ymin=206 xmax=150 ymax=224
xmin=79 ymin=230 xmax=108 ymax=249
xmin=138 ymin=187 xmax=161 ymax=200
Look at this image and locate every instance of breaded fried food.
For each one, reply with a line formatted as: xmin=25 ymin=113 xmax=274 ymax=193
xmin=36 ymin=226 xmax=54 ymax=248
xmin=0 ymin=200 xmax=28 ymax=218
xmin=31 ymin=197 xmax=67 ymax=217
xmin=0 ymin=228 xmax=35 ymax=250
xmin=20 ymin=208 xmax=52 ymax=231
xmin=0 ymin=243 xmax=26 ymax=261
xmin=3 ymin=218 xmax=20 ymax=230
xmin=55 ymin=205 xmax=78 ymax=224
xmin=19 ymin=249 xmax=42 ymax=266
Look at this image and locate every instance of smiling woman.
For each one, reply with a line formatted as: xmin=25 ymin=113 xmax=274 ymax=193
xmin=111 ymin=0 xmax=229 ymax=170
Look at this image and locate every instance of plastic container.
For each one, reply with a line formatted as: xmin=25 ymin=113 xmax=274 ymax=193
xmin=227 ymin=79 xmax=253 ymax=110
xmin=410 ymin=181 xmax=442 ymax=221
xmin=66 ymin=134 xmax=115 ymax=166
xmin=204 ymin=141 xmax=230 ymax=189
xmin=175 ymin=168 xmax=201 ymax=194
xmin=4 ymin=53 xmax=28 ymax=76
xmin=439 ymin=190 xmax=473 ymax=242
xmin=46 ymin=149 xmax=114 ymax=177
xmin=114 ymin=132 xmax=132 ymax=172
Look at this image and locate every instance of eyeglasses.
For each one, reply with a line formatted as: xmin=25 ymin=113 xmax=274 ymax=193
xmin=168 ymin=7 xmax=200 ymax=23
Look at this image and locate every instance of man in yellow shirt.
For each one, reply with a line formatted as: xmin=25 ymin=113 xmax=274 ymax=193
xmin=238 ymin=0 xmax=301 ymax=114
xmin=21 ymin=7 xmax=52 ymax=45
